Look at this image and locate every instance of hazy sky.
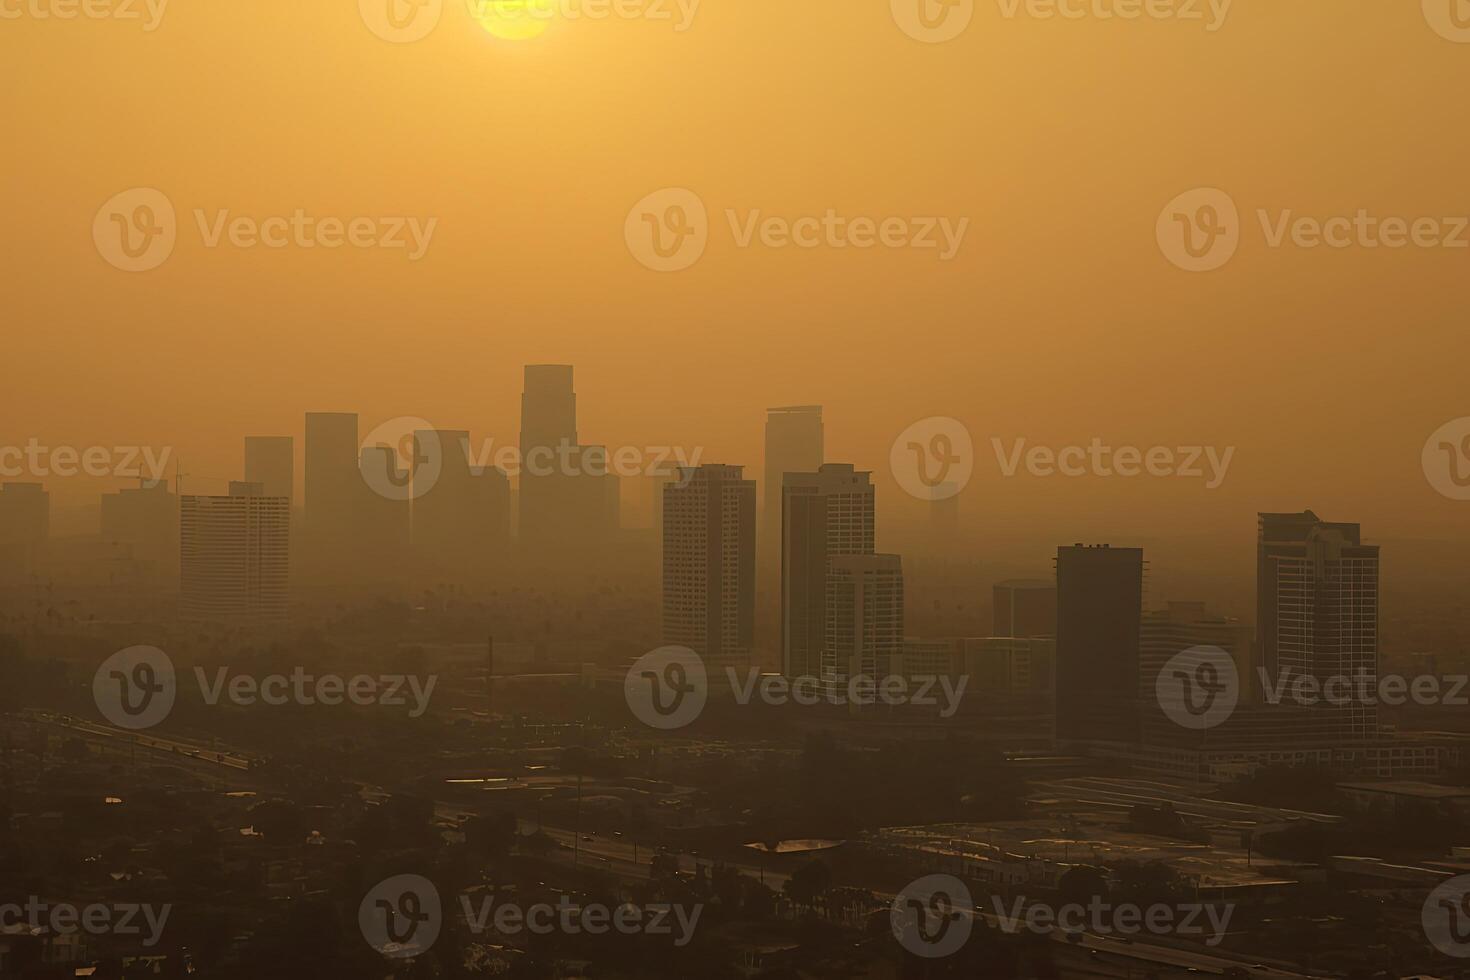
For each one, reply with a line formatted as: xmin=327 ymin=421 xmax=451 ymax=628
xmin=5 ymin=0 xmax=1469 ymax=548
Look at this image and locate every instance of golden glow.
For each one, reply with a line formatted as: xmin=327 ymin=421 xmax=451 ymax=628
xmin=471 ymin=0 xmax=554 ymax=40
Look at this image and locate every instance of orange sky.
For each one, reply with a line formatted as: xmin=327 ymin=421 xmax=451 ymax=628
xmin=4 ymin=0 xmax=1469 ymax=549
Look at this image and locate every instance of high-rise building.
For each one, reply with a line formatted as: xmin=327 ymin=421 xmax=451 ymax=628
xmin=0 ymin=482 xmax=48 ymax=583
xmin=1140 ymin=600 xmax=1254 ymax=703
xmin=101 ymin=480 xmax=179 ymax=571
xmin=180 ymin=482 xmax=289 ymax=624
xmin=825 ymin=554 xmax=904 ymax=698
xmin=662 ymin=464 xmax=755 ymax=668
xmin=410 ymin=429 xmax=511 ymax=585
xmin=244 ymin=436 xmax=294 ymax=503
xmin=519 ymin=364 xmax=577 ymax=548
xmin=993 ymin=579 xmax=1057 ymax=638
xmin=781 ymin=464 xmax=875 ymax=678
xmin=304 ymin=412 xmax=360 ymax=572
xmin=358 ymin=445 xmax=411 ymax=582
xmin=958 ymin=636 xmax=1056 ymax=695
xmin=1257 ymin=511 xmax=1379 ymax=738
xmin=763 ymin=406 xmax=823 ymax=561
xmin=1055 ymin=544 xmax=1144 ymax=744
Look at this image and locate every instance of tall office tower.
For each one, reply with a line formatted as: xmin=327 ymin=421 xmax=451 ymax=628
xmin=101 ymin=480 xmax=179 ymax=571
xmin=518 ymin=364 xmax=577 ymax=547
xmin=1257 ymin=511 xmax=1379 ymax=738
xmin=825 ymin=554 xmax=904 ymax=699
xmin=781 ymin=464 xmax=875 ymax=678
xmin=762 ymin=406 xmax=824 ymax=562
xmin=180 ymin=482 xmax=289 ymax=624
xmin=0 ymin=483 xmax=49 ymax=583
xmin=244 ymin=436 xmax=294 ymax=503
xmin=0 ymin=483 xmax=50 ymax=545
xmin=993 ymin=579 xmax=1058 ymax=638
xmin=1140 ymin=600 xmax=1255 ymax=705
xmin=1055 ymin=544 xmax=1145 ymax=744
xmin=358 ymin=446 xmax=411 ymax=583
xmin=958 ymin=636 xmax=1056 ymax=695
xmin=304 ymin=412 xmax=360 ymax=572
xmin=662 ymin=464 xmax=756 ymax=668
xmin=410 ymin=429 xmax=512 ymax=585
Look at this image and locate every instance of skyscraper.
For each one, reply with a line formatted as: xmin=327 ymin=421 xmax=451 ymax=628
xmin=304 ymin=412 xmax=359 ymax=573
xmin=410 ymin=429 xmax=511 ymax=585
xmin=0 ymin=482 xmax=48 ymax=583
xmin=180 ymin=482 xmax=290 ymax=624
xmin=1055 ymin=544 xmax=1144 ymax=744
xmin=518 ymin=364 xmax=577 ymax=550
xmin=1257 ymin=511 xmax=1379 ymax=738
xmin=662 ymin=464 xmax=756 ymax=668
xmin=825 ymin=553 xmax=904 ymax=700
xmin=762 ymin=406 xmax=823 ymax=562
xmin=101 ymin=479 xmax=179 ymax=572
xmin=993 ymin=579 xmax=1057 ymax=638
xmin=781 ymin=464 xmax=875 ymax=678
xmin=358 ymin=445 xmax=411 ymax=584
xmin=244 ymin=436 xmax=294 ymax=503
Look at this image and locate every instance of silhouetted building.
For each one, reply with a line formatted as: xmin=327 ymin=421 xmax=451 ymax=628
xmin=958 ymin=636 xmax=1056 ymax=695
xmin=411 ymin=429 xmax=511 ymax=585
xmin=825 ymin=554 xmax=904 ymax=700
xmin=662 ymin=464 xmax=755 ymax=668
xmin=993 ymin=579 xmax=1057 ymax=638
xmin=781 ymin=464 xmax=875 ymax=678
xmin=1055 ymin=544 xmax=1144 ymax=744
xmin=0 ymin=482 xmax=48 ymax=583
xmin=304 ymin=412 xmax=360 ymax=575
xmin=763 ymin=406 xmax=823 ymax=564
xmin=1140 ymin=600 xmax=1254 ymax=703
xmin=244 ymin=436 xmax=294 ymax=503
xmin=358 ymin=445 xmax=411 ymax=583
xmin=100 ymin=479 xmax=178 ymax=573
xmin=181 ymin=482 xmax=289 ymax=624
xmin=1257 ymin=511 xmax=1379 ymax=739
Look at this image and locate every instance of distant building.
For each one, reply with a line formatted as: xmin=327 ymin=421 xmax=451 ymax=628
xmin=825 ymin=554 xmax=904 ymax=698
xmin=993 ymin=579 xmax=1057 ymax=638
xmin=781 ymin=464 xmax=875 ymax=678
xmin=0 ymin=482 xmax=48 ymax=583
xmin=304 ymin=412 xmax=360 ymax=574
xmin=763 ymin=405 xmax=823 ymax=565
xmin=411 ymin=429 xmax=510 ymax=584
xmin=1139 ymin=600 xmax=1255 ymax=702
xmin=358 ymin=445 xmax=411 ymax=581
xmin=1055 ymin=544 xmax=1144 ymax=744
xmin=244 ymin=435 xmax=294 ymax=503
xmin=1257 ymin=511 xmax=1379 ymax=739
xmin=958 ymin=636 xmax=1056 ymax=695
xmin=100 ymin=480 xmax=178 ymax=572
xmin=662 ymin=464 xmax=756 ymax=668
xmin=181 ymin=482 xmax=289 ymax=624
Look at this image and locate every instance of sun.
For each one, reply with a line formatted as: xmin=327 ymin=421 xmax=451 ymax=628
xmin=471 ymin=0 xmax=555 ymax=40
